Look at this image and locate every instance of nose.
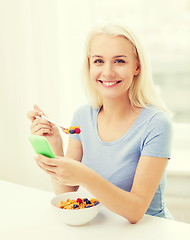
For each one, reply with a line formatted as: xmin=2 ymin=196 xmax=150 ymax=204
xmin=102 ymin=63 xmax=116 ymax=79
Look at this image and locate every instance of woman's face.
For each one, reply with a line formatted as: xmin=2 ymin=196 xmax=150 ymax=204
xmin=89 ymin=34 xmax=140 ymax=100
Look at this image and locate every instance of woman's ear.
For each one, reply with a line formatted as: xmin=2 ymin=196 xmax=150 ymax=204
xmin=88 ymin=58 xmax=90 ymax=68
xmin=134 ymin=61 xmax=141 ymax=76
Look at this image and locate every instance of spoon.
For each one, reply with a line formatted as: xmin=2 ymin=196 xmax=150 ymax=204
xmin=40 ymin=115 xmax=80 ymax=134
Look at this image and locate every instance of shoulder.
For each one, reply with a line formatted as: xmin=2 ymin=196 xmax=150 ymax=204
xmin=141 ymin=106 xmax=173 ymax=158
xmin=142 ymin=106 xmax=172 ymax=124
xmin=142 ymin=106 xmax=173 ymax=134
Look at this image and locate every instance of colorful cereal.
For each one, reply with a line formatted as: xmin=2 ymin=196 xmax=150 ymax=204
xmin=59 ymin=198 xmax=99 ymax=210
xmin=64 ymin=126 xmax=81 ymax=135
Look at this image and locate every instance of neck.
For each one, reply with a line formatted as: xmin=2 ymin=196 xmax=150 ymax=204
xmin=100 ymin=95 xmax=133 ymax=120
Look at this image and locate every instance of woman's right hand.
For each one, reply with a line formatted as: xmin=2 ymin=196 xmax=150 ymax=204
xmin=27 ymin=104 xmax=64 ymax=156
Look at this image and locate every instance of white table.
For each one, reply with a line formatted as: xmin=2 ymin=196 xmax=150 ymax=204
xmin=0 ymin=179 xmax=190 ymax=240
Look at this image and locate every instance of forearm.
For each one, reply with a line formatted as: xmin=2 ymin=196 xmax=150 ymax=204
xmin=51 ymin=138 xmax=79 ymax=194
xmin=50 ymin=136 xmax=64 ymax=156
xmin=82 ymin=169 xmax=146 ymax=224
xmin=51 ymin=177 xmax=79 ymax=195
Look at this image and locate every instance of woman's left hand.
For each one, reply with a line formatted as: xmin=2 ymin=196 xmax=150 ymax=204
xmin=34 ymin=155 xmax=89 ymax=186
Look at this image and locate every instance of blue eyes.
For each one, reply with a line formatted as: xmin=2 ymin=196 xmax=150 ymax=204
xmin=93 ymin=59 xmax=126 ymax=64
xmin=94 ymin=59 xmax=103 ymax=64
xmin=115 ymin=59 xmax=126 ymax=63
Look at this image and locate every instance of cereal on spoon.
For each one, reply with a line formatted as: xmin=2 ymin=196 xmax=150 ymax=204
xmin=64 ymin=126 xmax=81 ymax=135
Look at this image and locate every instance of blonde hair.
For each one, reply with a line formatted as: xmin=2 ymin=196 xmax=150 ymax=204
xmin=82 ymin=22 xmax=168 ymax=112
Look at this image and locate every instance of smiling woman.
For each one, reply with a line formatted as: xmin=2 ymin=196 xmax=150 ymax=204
xmin=27 ymin=22 xmax=173 ymax=224
xmin=82 ymin=23 xmax=168 ymax=112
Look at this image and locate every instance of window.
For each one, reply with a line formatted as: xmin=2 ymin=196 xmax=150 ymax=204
xmin=87 ymin=0 xmax=190 ymax=173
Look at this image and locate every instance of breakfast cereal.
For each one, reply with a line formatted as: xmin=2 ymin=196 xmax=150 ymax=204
xmin=59 ymin=197 xmax=100 ymax=210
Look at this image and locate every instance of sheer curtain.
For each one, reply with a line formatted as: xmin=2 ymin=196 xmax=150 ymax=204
xmin=0 ymin=0 xmax=91 ymax=190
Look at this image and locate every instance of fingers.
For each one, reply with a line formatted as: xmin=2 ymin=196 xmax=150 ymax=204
xmin=27 ymin=110 xmax=42 ymax=122
xmin=35 ymin=154 xmax=59 ymax=166
xmin=30 ymin=117 xmax=53 ymax=136
xmin=26 ymin=105 xmax=44 ymax=122
xmin=35 ymin=154 xmax=58 ymax=174
xmin=34 ymin=155 xmax=77 ymax=186
xmin=37 ymin=162 xmax=56 ymax=175
xmin=27 ymin=105 xmax=54 ymax=137
xmin=34 ymin=104 xmax=44 ymax=113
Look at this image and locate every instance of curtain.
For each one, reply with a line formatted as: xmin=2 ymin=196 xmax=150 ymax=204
xmin=0 ymin=0 xmax=90 ymax=190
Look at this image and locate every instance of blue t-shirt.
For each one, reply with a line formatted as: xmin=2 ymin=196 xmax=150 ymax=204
xmin=70 ymin=105 xmax=173 ymax=219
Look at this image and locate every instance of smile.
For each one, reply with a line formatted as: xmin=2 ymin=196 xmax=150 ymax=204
xmin=98 ymin=80 xmax=121 ymax=87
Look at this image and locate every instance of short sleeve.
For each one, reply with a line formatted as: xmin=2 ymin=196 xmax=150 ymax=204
xmin=141 ymin=112 xmax=173 ymax=159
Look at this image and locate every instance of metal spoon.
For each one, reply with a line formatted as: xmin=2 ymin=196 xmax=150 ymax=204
xmin=40 ymin=115 xmax=79 ymax=134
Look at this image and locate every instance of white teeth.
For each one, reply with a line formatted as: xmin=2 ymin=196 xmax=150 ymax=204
xmin=102 ymin=81 xmax=117 ymax=86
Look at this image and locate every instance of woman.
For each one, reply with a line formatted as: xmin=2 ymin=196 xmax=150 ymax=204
xmin=27 ymin=23 xmax=173 ymax=224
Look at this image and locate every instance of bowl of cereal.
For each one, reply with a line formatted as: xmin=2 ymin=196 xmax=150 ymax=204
xmin=50 ymin=191 xmax=101 ymax=226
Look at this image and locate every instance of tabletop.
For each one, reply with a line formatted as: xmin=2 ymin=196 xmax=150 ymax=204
xmin=0 ymin=179 xmax=190 ymax=240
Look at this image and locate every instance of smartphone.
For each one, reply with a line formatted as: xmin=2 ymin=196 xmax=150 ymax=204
xmin=28 ymin=134 xmax=55 ymax=158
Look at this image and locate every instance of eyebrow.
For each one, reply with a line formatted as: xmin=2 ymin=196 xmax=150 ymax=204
xmin=91 ymin=55 xmax=128 ymax=58
xmin=113 ymin=55 xmax=128 ymax=58
xmin=91 ymin=55 xmax=103 ymax=58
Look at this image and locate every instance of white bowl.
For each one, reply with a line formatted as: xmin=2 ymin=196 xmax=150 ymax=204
xmin=51 ymin=191 xmax=101 ymax=226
